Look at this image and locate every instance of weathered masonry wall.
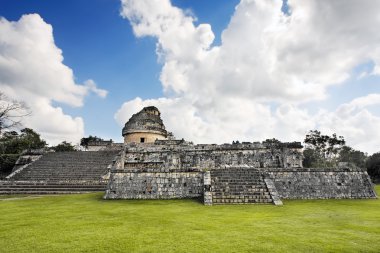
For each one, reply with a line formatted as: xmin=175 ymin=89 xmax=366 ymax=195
xmin=122 ymin=141 xmax=304 ymax=171
xmin=266 ymin=168 xmax=377 ymax=199
xmin=105 ymin=171 xmax=203 ymax=199
xmin=124 ymin=132 xmax=167 ymax=144
xmin=104 ymin=167 xmax=377 ymax=202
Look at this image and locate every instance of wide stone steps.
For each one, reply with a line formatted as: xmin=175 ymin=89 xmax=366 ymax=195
xmin=10 ymin=151 xmax=119 ymax=182
xmin=1 ymin=150 xmax=119 ymax=194
xmin=0 ymin=191 xmax=102 ymax=195
xmin=211 ymin=168 xmax=273 ymax=204
xmin=0 ymin=181 xmax=107 ymax=194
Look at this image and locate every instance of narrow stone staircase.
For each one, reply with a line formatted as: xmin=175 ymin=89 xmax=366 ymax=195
xmin=210 ymin=168 xmax=274 ymax=204
xmin=0 ymin=151 xmax=119 ymax=194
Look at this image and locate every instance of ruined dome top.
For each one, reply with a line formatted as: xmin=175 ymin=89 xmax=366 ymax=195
xmin=122 ymin=106 xmax=167 ymax=137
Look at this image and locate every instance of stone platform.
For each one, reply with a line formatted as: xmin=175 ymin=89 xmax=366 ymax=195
xmin=104 ymin=141 xmax=377 ymax=205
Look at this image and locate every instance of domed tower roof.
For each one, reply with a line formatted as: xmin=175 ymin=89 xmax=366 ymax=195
xmin=122 ymin=106 xmax=167 ymax=138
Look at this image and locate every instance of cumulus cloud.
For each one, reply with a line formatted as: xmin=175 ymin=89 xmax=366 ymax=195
xmin=84 ymin=79 xmax=108 ymax=98
xmin=0 ymin=14 xmax=107 ymax=144
xmin=115 ymin=97 xmax=276 ymax=143
xmin=318 ymin=93 xmax=380 ymax=153
xmin=117 ymin=0 xmax=380 ymax=153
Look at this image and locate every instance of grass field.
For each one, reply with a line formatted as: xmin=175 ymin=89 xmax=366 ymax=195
xmin=0 ymin=186 xmax=379 ymax=253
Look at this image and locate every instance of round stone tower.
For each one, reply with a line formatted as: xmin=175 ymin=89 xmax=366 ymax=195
xmin=122 ymin=106 xmax=168 ymax=143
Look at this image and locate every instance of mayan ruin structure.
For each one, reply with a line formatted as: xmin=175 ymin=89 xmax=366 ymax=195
xmin=104 ymin=107 xmax=377 ymax=205
xmin=122 ymin=106 xmax=168 ymax=143
xmin=0 ymin=106 xmax=376 ymax=204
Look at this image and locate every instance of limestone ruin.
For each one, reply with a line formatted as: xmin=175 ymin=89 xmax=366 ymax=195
xmin=104 ymin=107 xmax=377 ymax=205
xmin=0 ymin=106 xmax=376 ymax=204
xmin=122 ymin=106 xmax=168 ymax=143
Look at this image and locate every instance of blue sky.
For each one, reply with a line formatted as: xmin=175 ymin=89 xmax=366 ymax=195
xmin=1 ymin=0 xmax=240 ymax=139
xmin=1 ymin=0 xmax=380 ymax=153
xmin=2 ymin=0 xmax=164 ymax=139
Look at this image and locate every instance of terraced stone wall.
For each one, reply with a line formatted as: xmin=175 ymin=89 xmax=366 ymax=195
xmin=104 ymin=171 xmax=203 ymax=199
xmin=266 ymin=168 xmax=377 ymax=199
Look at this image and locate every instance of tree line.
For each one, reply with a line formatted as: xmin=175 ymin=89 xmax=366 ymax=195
xmin=303 ymin=130 xmax=380 ymax=183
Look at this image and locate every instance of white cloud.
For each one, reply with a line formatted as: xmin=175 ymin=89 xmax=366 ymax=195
xmin=84 ymin=79 xmax=108 ymax=98
xmin=117 ymin=0 xmax=380 ymax=153
xmin=345 ymin=94 xmax=380 ymax=109
xmin=318 ymin=94 xmax=380 ymax=153
xmin=0 ymin=14 xmax=107 ymax=144
xmin=115 ymin=97 xmax=312 ymax=144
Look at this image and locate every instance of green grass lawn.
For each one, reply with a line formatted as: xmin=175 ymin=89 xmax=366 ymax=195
xmin=0 ymin=186 xmax=379 ymax=253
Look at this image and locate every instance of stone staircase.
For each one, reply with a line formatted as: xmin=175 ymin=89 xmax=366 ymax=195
xmin=0 ymin=181 xmax=107 ymax=194
xmin=210 ymin=168 xmax=274 ymax=204
xmin=0 ymin=151 xmax=119 ymax=194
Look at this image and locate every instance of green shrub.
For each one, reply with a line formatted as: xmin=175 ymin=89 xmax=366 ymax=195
xmin=366 ymin=152 xmax=380 ymax=183
xmin=0 ymin=154 xmax=19 ymax=174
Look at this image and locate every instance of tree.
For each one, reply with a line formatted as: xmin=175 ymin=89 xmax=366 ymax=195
xmin=0 ymin=154 xmax=19 ymax=178
xmin=20 ymin=128 xmax=47 ymax=151
xmin=303 ymin=130 xmax=345 ymax=167
xmin=366 ymin=152 xmax=380 ymax=183
xmin=0 ymin=128 xmax=46 ymax=154
xmin=303 ymin=148 xmax=323 ymax=168
xmin=304 ymin=130 xmax=345 ymax=158
xmin=338 ymin=146 xmax=367 ymax=168
xmin=0 ymin=128 xmax=46 ymax=176
xmin=0 ymin=131 xmax=22 ymax=154
xmin=51 ymin=141 xmax=76 ymax=152
xmin=0 ymin=92 xmax=30 ymax=134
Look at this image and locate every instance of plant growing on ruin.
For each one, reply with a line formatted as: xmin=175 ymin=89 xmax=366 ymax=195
xmin=51 ymin=141 xmax=76 ymax=152
xmin=263 ymin=138 xmax=281 ymax=147
xmin=80 ymin=135 xmax=105 ymax=148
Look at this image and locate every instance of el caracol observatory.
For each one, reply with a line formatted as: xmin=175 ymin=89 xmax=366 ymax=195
xmin=0 ymin=105 xmax=375 ymax=205
xmin=122 ymin=106 xmax=168 ymax=143
xmin=105 ymin=106 xmax=377 ymax=205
